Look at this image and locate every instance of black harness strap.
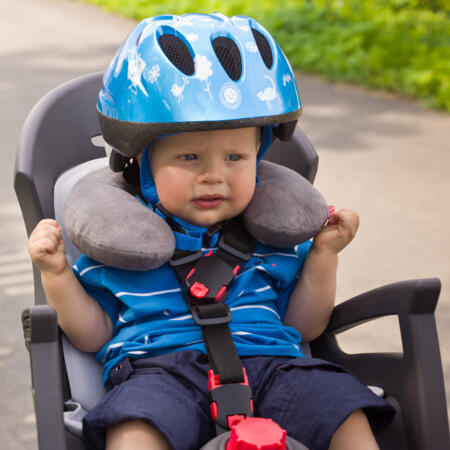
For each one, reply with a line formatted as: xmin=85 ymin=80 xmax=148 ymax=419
xmin=194 ymin=304 xmax=241 ymax=383
xmin=170 ymin=216 xmax=255 ymax=385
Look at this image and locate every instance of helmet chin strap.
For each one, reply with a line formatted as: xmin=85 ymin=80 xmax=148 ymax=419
xmin=139 ymin=141 xmax=159 ymax=205
xmin=256 ymin=125 xmax=273 ymax=184
xmin=257 ymin=125 xmax=274 ymax=163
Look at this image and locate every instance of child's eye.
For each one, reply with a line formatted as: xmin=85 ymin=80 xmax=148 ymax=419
xmin=227 ymin=154 xmax=242 ymax=161
xmin=180 ymin=154 xmax=197 ymax=161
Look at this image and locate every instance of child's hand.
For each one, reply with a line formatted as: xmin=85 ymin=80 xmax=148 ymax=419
xmin=311 ymin=209 xmax=359 ymax=255
xmin=28 ymin=219 xmax=68 ymax=275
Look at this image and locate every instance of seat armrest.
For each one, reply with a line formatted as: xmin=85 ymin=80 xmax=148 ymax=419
xmin=319 ymin=278 xmax=440 ymax=332
xmin=310 ymin=278 xmax=449 ymax=450
xmin=22 ymin=305 xmax=67 ymax=450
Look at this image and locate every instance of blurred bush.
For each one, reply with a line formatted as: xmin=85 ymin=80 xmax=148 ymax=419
xmin=81 ymin=0 xmax=450 ymax=111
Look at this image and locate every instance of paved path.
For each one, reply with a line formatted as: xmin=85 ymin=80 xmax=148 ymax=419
xmin=0 ymin=0 xmax=449 ymax=448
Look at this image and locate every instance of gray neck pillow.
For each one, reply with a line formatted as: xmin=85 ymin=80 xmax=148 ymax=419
xmin=64 ymin=160 xmax=329 ymax=270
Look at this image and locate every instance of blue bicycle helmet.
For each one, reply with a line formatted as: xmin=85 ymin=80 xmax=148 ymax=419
xmin=98 ymin=13 xmax=302 ymax=160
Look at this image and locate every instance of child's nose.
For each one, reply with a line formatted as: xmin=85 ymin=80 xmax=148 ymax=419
xmin=198 ymin=159 xmax=225 ymax=184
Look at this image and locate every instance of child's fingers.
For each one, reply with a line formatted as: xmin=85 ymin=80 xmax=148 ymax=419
xmin=334 ymin=209 xmax=360 ymax=237
xmin=31 ymin=227 xmax=61 ymax=247
xmin=325 ymin=209 xmax=359 ymax=234
xmin=33 ymin=237 xmax=59 ymax=255
xmin=39 ymin=218 xmax=60 ymax=226
xmin=326 ymin=209 xmax=347 ymax=227
xmin=29 ymin=221 xmax=65 ymax=259
xmin=37 ymin=219 xmax=62 ymax=232
xmin=32 ymin=220 xmax=62 ymax=239
xmin=56 ymin=236 xmax=66 ymax=254
xmin=34 ymin=219 xmax=62 ymax=237
xmin=27 ymin=220 xmax=67 ymax=273
xmin=327 ymin=214 xmax=340 ymax=226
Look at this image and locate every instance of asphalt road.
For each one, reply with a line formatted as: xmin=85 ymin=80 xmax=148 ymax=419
xmin=1 ymin=0 xmax=449 ymax=448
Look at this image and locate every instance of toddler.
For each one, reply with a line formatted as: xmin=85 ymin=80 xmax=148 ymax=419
xmin=28 ymin=13 xmax=394 ymax=450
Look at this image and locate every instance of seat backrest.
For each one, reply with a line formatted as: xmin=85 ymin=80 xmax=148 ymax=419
xmin=14 ymin=73 xmax=106 ymax=305
xmin=14 ymin=73 xmax=105 ymax=236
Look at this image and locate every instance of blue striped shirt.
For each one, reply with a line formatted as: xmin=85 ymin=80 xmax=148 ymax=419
xmin=73 ymin=240 xmax=311 ymax=384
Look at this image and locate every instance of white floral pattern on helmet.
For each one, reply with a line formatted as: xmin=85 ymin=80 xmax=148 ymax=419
xmin=144 ymin=65 xmax=160 ymax=84
xmin=257 ymin=76 xmax=277 ymax=102
xmin=195 ymin=55 xmax=214 ymax=99
xmin=219 ymin=83 xmax=242 ymax=110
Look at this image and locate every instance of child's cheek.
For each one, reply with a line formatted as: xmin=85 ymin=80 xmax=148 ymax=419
xmin=231 ymin=175 xmax=256 ymax=212
xmin=161 ymin=182 xmax=187 ymax=210
xmin=154 ymin=168 xmax=190 ymax=209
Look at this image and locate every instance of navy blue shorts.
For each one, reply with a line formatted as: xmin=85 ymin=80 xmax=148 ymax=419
xmin=83 ymin=351 xmax=395 ymax=450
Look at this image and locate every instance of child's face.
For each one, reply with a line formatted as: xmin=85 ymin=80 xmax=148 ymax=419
xmin=148 ymin=128 xmax=259 ymax=227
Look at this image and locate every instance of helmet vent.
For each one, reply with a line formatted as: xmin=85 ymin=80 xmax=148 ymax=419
xmin=158 ymin=34 xmax=195 ymax=75
xmin=212 ymin=37 xmax=242 ymax=81
xmin=251 ymin=28 xmax=273 ymax=69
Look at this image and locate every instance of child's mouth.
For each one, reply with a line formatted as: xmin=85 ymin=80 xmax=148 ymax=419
xmin=193 ymin=195 xmax=224 ymax=209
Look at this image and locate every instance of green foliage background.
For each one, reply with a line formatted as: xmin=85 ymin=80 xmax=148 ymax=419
xmin=81 ymin=0 xmax=450 ymax=111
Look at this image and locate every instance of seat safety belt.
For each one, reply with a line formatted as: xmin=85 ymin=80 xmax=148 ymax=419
xmin=170 ymin=215 xmax=256 ymax=434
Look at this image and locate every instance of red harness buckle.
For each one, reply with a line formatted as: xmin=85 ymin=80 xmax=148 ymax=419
xmin=189 ymin=281 xmax=210 ymax=299
xmin=208 ymin=369 xmax=254 ymax=431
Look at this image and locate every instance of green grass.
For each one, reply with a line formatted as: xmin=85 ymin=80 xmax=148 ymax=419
xmin=80 ymin=0 xmax=450 ymax=112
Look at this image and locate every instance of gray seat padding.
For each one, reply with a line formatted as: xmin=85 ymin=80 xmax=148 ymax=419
xmin=55 ymin=159 xmax=109 ymax=436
